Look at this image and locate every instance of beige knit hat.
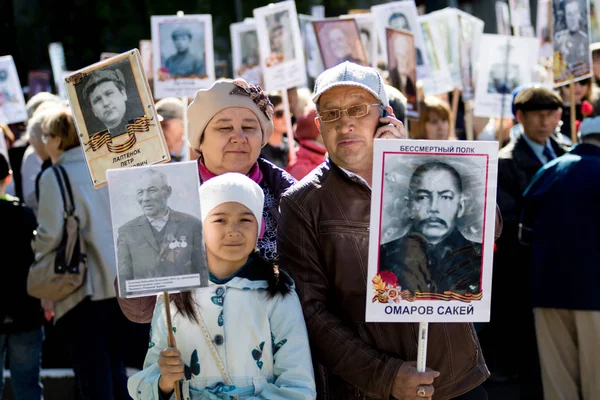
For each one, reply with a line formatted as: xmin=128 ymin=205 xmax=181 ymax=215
xmin=187 ymin=78 xmax=274 ymax=151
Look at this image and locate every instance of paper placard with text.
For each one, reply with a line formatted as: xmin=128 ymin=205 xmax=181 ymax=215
xmin=151 ymin=14 xmax=215 ymax=99
xmin=0 ymin=56 xmax=28 ymax=124
xmin=553 ymin=0 xmax=592 ymax=86
xmin=371 ymin=1 xmax=432 ymax=81
xmin=253 ymin=0 xmax=307 ymax=92
xmin=230 ymin=20 xmax=263 ymax=86
xmin=366 ymin=139 xmax=498 ymax=323
xmin=64 ymin=49 xmax=170 ymax=188
xmin=108 ymin=161 xmax=208 ymax=298
xmin=474 ymin=35 xmax=539 ymax=118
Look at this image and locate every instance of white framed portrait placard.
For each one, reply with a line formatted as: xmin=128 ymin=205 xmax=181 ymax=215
xmin=474 ymin=34 xmax=539 ymax=118
xmin=230 ymin=20 xmax=263 ymax=86
xmin=371 ymin=1 xmax=432 ymax=81
xmin=0 ymin=55 xmax=28 ymax=125
xmin=108 ymin=161 xmax=208 ymax=298
xmin=253 ymin=0 xmax=307 ymax=92
xmin=151 ymin=14 xmax=215 ymax=99
xmin=366 ymin=139 xmax=499 ymax=323
xmin=48 ymin=42 xmax=67 ymax=99
xmin=313 ymin=18 xmax=369 ymax=70
xmin=418 ymin=13 xmax=455 ymax=96
xmin=64 ymin=49 xmax=170 ymax=188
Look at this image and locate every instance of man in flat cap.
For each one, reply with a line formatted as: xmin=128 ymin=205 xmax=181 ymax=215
xmin=83 ymin=68 xmax=139 ymax=138
xmin=164 ymin=26 xmax=205 ymax=77
xmin=487 ymin=85 xmax=569 ymax=397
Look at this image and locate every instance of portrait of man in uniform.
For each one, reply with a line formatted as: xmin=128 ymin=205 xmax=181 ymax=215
xmin=80 ymin=62 xmax=145 ymax=139
xmin=379 ymin=161 xmax=482 ymax=296
xmin=117 ymin=167 xmax=208 ymax=296
xmin=266 ymin=11 xmax=296 ymax=62
xmin=162 ymin=24 xmax=206 ymax=77
xmin=387 ymin=29 xmax=417 ymax=107
xmin=554 ymin=0 xmax=589 ymax=68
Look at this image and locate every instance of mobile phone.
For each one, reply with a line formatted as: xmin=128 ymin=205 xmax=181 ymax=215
xmin=377 ymin=108 xmax=390 ymax=129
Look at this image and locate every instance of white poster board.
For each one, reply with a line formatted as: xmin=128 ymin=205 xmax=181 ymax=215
xmin=474 ymin=35 xmax=539 ymax=118
xmin=230 ymin=20 xmax=263 ymax=86
xmin=418 ymin=13 xmax=455 ymax=96
xmin=366 ymin=139 xmax=498 ymax=323
xmin=371 ymin=1 xmax=432 ymax=80
xmin=340 ymin=13 xmax=378 ymax=68
xmin=253 ymin=1 xmax=307 ymax=92
xmin=0 ymin=56 xmax=28 ymax=125
xmin=509 ymin=0 xmax=532 ymax=28
xmin=64 ymin=50 xmax=170 ymax=188
xmin=151 ymin=14 xmax=215 ymax=99
xmin=423 ymin=8 xmax=462 ymax=90
xmin=457 ymin=11 xmax=485 ymax=101
xmin=496 ymin=2 xmax=511 ymax=35
xmin=553 ymin=0 xmax=592 ymax=86
xmin=109 ymin=161 xmax=208 ymax=298
xmin=299 ymin=14 xmax=325 ymax=79
xmin=48 ymin=42 xmax=67 ymax=99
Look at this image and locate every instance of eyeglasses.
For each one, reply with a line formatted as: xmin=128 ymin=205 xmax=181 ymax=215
xmin=318 ymin=103 xmax=381 ymax=123
xmin=41 ymin=133 xmax=56 ymax=144
xmin=273 ymin=109 xmax=285 ymax=118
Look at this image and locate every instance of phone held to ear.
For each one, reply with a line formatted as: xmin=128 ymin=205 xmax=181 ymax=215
xmin=377 ymin=108 xmax=390 ymax=130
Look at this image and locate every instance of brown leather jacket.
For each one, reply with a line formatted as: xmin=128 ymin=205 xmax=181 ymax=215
xmin=277 ymin=160 xmax=491 ymax=400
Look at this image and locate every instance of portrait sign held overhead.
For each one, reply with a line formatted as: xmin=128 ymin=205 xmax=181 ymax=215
xmin=151 ymin=14 xmax=215 ymax=99
xmin=64 ymin=50 xmax=170 ymax=188
xmin=230 ymin=20 xmax=263 ymax=86
xmin=108 ymin=161 xmax=208 ymax=298
xmin=28 ymin=70 xmax=52 ymax=99
xmin=386 ymin=28 xmax=418 ymax=119
xmin=457 ymin=10 xmax=485 ymax=101
xmin=372 ymin=1 xmax=431 ymax=81
xmin=366 ymin=139 xmax=498 ymax=323
xmin=0 ymin=56 xmax=28 ymax=125
xmin=313 ymin=18 xmax=368 ymax=69
xmin=340 ymin=13 xmax=378 ymax=68
xmin=553 ymin=0 xmax=593 ymax=86
xmin=298 ymin=14 xmax=324 ymax=79
xmin=474 ymin=35 xmax=539 ymax=118
xmin=48 ymin=42 xmax=67 ymax=99
xmin=253 ymin=0 xmax=307 ymax=92
xmin=418 ymin=13 xmax=455 ymax=96
xmin=423 ymin=8 xmax=461 ymax=90
xmin=496 ymin=2 xmax=511 ymax=36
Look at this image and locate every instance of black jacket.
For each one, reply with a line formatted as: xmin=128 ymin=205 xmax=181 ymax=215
xmin=0 ymin=196 xmax=42 ymax=333
xmin=380 ymin=229 xmax=482 ymax=295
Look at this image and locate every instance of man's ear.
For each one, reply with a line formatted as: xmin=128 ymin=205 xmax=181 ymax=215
xmin=515 ymin=109 xmax=525 ymax=124
xmin=457 ymin=196 xmax=465 ymax=219
xmin=166 ymin=185 xmax=173 ymax=198
xmin=314 ymin=116 xmax=321 ymax=132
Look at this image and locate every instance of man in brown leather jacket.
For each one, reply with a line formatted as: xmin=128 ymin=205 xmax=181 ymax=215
xmin=277 ymin=62 xmax=490 ymax=400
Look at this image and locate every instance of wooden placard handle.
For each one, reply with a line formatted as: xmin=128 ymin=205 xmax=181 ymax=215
xmin=164 ymin=291 xmax=182 ymax=400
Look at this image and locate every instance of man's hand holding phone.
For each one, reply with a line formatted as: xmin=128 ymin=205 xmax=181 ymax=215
xmin=375 ymin=108 xmax=407 ymax=139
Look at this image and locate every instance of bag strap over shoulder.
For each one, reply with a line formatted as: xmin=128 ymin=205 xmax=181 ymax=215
xmin=55 ymin=165 xmax=76 ymax=215
xmin=51 ymin=166 xmax=68 ymax=215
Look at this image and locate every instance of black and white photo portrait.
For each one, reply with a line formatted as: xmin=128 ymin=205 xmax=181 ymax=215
xmin=159 ymin=22 xmax=206 ymax=78
xmin=265 ymin=11 xmax=296 ymax=62
xmin=75 ymin=58 xmax=145 ymax=139
xmin=487 ymin=62 xmax=521 ymax=94
xmin=230 ymin=21 xmax=263 ymax=86
xmin=109 ymin=162 xmax=208 ymax=297
xmin=378 ymin=155 xmax=486 ymax=297
xmin=553 ymin=0 xmax=592 ymax=85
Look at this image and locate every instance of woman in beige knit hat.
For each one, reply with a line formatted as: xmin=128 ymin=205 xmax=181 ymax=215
xmin=116 ymin=78 xmax=297 ymax=323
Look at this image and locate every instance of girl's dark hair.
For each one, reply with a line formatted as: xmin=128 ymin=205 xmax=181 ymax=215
xmin=170 ymin=252 xmax=292 ymax=323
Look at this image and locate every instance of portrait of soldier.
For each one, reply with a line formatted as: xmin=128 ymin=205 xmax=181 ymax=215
xmin=82 ymin=68 xmax=140 ymax=139
xmin=379 ymin=161 xmax=482 ymax=295
xmin=267 ymin=11 xmax=296 ymax=61
xmin=387 ymin=11 xmax=424 ymax=65
xmin=164 ymin=25 xmax=206 ymax=77
xmin=388 ymin=32 xmax=417 ymax=104
xmin=117 ymin=168 xmax=208 ymax=295
xmin=554 ymin=0 xmax=589 ymax=68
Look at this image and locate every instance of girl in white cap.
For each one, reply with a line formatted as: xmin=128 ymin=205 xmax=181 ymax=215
xmin=128 ymin=173 xmax=315 ymax=400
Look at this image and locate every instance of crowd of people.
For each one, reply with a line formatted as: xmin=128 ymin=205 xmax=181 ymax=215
xmin=1 ymin=19 xmax=600 ymax=400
